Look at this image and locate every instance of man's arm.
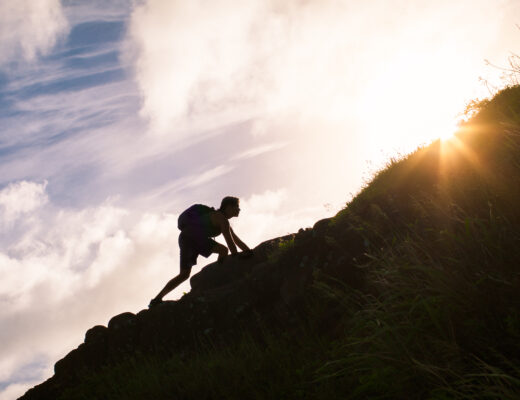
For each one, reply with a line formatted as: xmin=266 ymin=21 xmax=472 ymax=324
xmin=216 ymin=214 xmax=238 ymax=255
xmin=230 ymin=228 xmax=250 ymax=252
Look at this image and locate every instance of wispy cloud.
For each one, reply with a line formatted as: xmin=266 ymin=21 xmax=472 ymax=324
xmin=231 ymin=141 xmax=288 ymax=161
xmin=184 ymin=165 xmax=234 ymax=189
xmin=0 ymin=3 xmax=146 ymax=208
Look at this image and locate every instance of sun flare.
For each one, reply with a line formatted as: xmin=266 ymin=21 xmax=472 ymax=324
xmin=438 ymin=121 xmax=459 ymax=141
xmin=356 ymin=49 xmax=474 ymax=163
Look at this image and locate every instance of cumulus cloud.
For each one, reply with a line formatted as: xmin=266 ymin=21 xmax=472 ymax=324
xmin=0 ymin=0 xmax=69 ymax=66
xmin=232 ymin=188 xmax=325 ymax=248
xmin=127 ymin=0 xmax=511 ymax=157
xmin=128 ymin=0 xmax=363 ymax=131
xmin=128 ymin=0 xmax=263 ymax=132
xmin=0 ymin=181 xmax=48 ymax=228
xmin=127 ymin=0 xmax=367 ymax=132
xmin=0 ymin=181 xmax=182 ymax=397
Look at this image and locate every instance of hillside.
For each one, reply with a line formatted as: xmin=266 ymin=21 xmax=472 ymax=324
xmin=20 ymin=86 xmax=520 ymax=400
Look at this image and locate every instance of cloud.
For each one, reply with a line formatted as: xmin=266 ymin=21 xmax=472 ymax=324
xmin=0 ymin=0 xmax=69 ymax=66
xmin=137 ymin=163 xmax=236 ymax=211
xmin=123 ymin=0 xmax=381 ymax=130
xmin=231 ymin=141 xmax=288 ymax=161
xmin=185 ymin=165 xmax=234 ymax=189
xmin=0 ymin=382 xmax=32 ymax=400
xmin=0 ymin=181 xmax=183 ymax=396
xmin=127 ymin=0 xmax=512 ymax=150
xmin=0 ymin=181 xmax=48 ymax=228
xmin=128 ymin=0 xmax=264 ymax=133
xmin=232 ymin=188 xmax=325 ymax=248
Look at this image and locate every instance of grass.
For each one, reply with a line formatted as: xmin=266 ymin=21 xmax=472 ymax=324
xmin=58 ymin=328 xmax=330 ymax=400
xmin=55 ymin=85 xmax=520 ymax=399
xmin=267 ymin=236 xmax=295 ymax=264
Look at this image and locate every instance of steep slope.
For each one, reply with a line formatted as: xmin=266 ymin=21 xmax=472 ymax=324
xmin=20 ymin=86 xmax=520 ymax=400
xmin=20 ymin=222 xmax=367 ymax=400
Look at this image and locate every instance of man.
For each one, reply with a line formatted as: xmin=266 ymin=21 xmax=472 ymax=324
xmin=149 ymin=196 xmax=252 ymax=307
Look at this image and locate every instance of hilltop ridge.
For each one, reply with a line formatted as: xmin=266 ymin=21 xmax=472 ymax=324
xmin=21 ymin=86 xmax=520 ymax=400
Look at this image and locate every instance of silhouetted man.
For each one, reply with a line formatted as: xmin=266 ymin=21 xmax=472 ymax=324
xmin=149 ymin=196 xmax=252 ymax=307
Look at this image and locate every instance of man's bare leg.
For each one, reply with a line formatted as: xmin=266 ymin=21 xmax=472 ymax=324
xmin=149 ymin=243 xmax=229 ymax=307
xmin=214 ymin=242 xmax=228 ymax=263
xmin=152 ymin=269 xmax=191 ymax=303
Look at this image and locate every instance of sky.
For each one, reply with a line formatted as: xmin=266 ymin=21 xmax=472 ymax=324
xmin=1 ymin=0 xmax=519 ymax=398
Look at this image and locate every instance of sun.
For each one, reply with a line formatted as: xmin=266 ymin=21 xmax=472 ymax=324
xmin=438 ymin=120 xmax=459 ymax=142
xmin=356 ymin=51 xmax=472 ymax=160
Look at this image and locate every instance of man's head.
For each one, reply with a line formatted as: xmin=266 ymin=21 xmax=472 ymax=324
xmin=219 ymin=196 xmax=240 ymax=219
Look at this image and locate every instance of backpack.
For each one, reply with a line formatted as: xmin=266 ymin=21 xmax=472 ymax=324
xmin=177 ymin=204 xmax=215 ymax=231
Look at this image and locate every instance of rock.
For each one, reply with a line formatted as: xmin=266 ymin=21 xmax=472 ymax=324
xmin=54 ymin=345 xmax=83 ymax=377
xmin=190 ymin=235 xmax=293 ymax=292
xmin=108 ymin=312 xmax=135 ymax=330
xmin=84 ymin=325 xmax=107 ymax=344
xmin=313 ymin=218 xmax=332 ymax=233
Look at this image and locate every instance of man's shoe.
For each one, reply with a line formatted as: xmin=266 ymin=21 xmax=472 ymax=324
xmin=148 ymin=298 xmax=163 ymax=308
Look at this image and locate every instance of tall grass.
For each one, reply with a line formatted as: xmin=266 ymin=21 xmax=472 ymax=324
xmin=308 ymin=91 xmax=520 ymax=398
xmin=312 ymin=210 xmax=520 ymax=399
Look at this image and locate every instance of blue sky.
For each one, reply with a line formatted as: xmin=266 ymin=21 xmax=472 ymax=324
xmin=2 ymin=0 xmax=520 ymax=398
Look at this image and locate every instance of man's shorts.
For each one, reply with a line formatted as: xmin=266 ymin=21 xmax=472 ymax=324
xmin=179 ymin=227 xmax=218 ymax=271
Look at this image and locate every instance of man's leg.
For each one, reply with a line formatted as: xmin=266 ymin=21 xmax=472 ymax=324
xmin=157 ymin=243 xmax=227 ymax=299
xmin=150 ymin=269 xmax=191 ymax=305
xmin=150 ymin=243 xmax=228 ymax=307
xmin=213 ymin=242 xmax=228 ymax=263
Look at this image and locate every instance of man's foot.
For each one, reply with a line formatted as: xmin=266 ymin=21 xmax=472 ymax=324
xmin=148 ymin=298 xmax=163 ymax=308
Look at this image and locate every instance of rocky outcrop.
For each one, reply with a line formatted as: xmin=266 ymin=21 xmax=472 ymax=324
xmin=20 ymin=220 xmax=367 ymax=400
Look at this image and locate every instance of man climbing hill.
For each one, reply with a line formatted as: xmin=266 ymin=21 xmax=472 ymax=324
xmin=149 ymin=196 xmax=252 ymax=307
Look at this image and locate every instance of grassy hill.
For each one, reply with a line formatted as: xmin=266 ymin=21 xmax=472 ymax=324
xmin=21 ymin=86 xmax=520 ymax=400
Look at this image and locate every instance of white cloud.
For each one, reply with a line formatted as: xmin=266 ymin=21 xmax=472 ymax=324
xmin=0 ymin=181 xmax=184 ymax=397
xmin=232 ymin=189 xmax=324 ymax=248
xmin=242 ymin=189 xmax=287 ymax=214
xmin=127 ymin=0 xmax=514 ymax=156
xmin=0 ymin=0 xmax=69 ymax=66
xmin=0 ymin=181 xmax=48 ymax=227
xmin=128 ymin=0 xmax=264 ymax=133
